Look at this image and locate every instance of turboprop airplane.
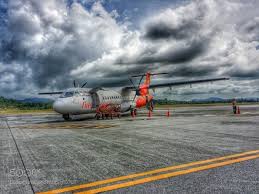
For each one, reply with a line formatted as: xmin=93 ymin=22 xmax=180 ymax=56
xmin=39 ymin=72 xmax=229 ymax=120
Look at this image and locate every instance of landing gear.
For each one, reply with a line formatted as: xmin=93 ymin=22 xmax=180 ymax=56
xmin=96 ymin=114 xmax=101 ymax=120
xmin=63 ymin=114 xmax=71 ymax=121
xmin=131 ymin=109 xmax=137 ymax=117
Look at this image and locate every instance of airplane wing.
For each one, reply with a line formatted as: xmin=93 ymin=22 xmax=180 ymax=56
xmin=38 ymin=92 xmax=63 ymax=95
xmin=124 ymin=77 xmax=229 ymax=90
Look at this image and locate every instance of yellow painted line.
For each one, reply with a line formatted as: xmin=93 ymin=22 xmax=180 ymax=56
xmin=36 ymin=150 xmax=259 ymax=194
xmin=76 ymin=154 xmax=259 ymax=194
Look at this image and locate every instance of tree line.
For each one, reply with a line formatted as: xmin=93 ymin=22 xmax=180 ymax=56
xmin=0 ymin=96 xmax=52 ymax=110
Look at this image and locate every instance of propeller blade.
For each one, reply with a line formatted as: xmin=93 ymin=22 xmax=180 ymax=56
xmin=128 ymin=77 xmax=137 ymax=90
xmin=137 ymin=75 xmax=145 ymax=88
xmin=128 ymin=77 xmax=139 ymax=107
xmin=81 ymin=82 xmax=88 ymax=88
xmin=132 ymin=93 xmax=137 ymax=103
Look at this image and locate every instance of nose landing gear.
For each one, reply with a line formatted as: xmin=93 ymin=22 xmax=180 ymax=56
xmin=63 ymin=114 xmax=71 ymax=121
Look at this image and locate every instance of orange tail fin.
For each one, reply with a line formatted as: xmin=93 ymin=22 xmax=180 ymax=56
xmin=139 ymin=72 xmax=151 ymax=96
xmin=144 ymin=72 xmax=151 ymax=86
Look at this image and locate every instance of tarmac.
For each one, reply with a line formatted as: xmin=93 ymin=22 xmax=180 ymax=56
xmin=0 ymin=105 xmax=259 ymax=194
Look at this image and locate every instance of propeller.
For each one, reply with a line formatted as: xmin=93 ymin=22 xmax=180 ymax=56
xmin=128 ymin=72 xmax=167 ymax=112
xmin=81 ymin=81 xmax=88 ymax=88
xmin=73 ymin=80 xmax=88 ymax=88
xmin=128 ymin=74 xmax=145 ymax=104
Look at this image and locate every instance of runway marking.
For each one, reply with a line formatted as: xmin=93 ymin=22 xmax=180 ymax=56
xmin=37 ymin=150 xmax=259 ymax=194
xmin=75 ymin=154 xmax=259 ymax=194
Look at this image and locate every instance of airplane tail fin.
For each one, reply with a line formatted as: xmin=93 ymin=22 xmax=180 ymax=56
xmin=131 ymin=72 xmax=168 ymax=96
xmin=139 ymin=72 xmax=151 ymax=96
xmin=144 ymin=72 xmax=151 ymax=86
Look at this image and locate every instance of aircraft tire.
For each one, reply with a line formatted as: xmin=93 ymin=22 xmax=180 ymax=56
xmin=134 ymin=109 xmax=137 ymax=116
xmin=63 ymin=114 xmax=71 ymax=121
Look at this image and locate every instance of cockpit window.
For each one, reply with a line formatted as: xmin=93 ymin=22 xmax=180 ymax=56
xmin=60 ymin=91 xmax=74 ymax=98
xmin=60 ymin=90 xmax=90 ymax=98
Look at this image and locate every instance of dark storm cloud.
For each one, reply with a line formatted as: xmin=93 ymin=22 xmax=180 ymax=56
xmin=0 ymin=0 xmax=124 ymax=92
xmin=170 ymin=64 xmax=217 ymax=77
xmin=238 ymin=17 xmax=259 ymax=42
xmin=0 ymin=38 xmax=27 ymax=63
xmin=144 ymin=19 xmax=199 ymax=40
xmin=1 ymin=0 xmax=259 ymax=99
xmin=137 ymin=39 xmax=208 ymax=64
xmin=228 ymin=69 xmax=259 ymax=78
xmin=102 ymin=65 xmax=151 ymax=78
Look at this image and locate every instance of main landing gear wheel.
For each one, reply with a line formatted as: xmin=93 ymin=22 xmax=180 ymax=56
xmin=63 ymin=114 xmax=71 ymax=121
xmin=131 ymin=109 xmax=137 ymax=117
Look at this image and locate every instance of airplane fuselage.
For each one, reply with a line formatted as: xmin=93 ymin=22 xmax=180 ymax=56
xmin=53 ymin=87 xmax=136 ymax=117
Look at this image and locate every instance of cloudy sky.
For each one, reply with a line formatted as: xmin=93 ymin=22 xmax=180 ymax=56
xmin=0 ymin=0 xmax=259 ymax=100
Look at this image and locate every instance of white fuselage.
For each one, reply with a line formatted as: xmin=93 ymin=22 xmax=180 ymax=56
xmin=53 ymin=87 xmax=135 ymax=115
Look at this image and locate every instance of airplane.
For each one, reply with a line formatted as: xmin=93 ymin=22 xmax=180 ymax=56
xmin=39 ymin=72 xmax=229 ymax=120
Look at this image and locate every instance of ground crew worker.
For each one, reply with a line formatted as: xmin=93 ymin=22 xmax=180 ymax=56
xmin=232 ymin=98 xmax=237 ymax=114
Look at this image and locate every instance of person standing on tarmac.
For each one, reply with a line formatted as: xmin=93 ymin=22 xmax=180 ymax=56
xmin=232 ymin=98 xmax=237 ymax=114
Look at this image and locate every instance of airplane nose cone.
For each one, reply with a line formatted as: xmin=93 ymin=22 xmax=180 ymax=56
xmin=53 ymin=100 xmax=63 ymax=113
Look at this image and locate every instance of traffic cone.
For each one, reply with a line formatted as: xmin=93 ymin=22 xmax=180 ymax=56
xmin=167 ymin=109 xmax=170 ymax=117
xmin=237 ymin=106 xmax=241 ymax=114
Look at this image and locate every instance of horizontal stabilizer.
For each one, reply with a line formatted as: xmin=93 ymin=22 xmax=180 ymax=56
xmin=131 ymin=72 xmax=168 ymax=78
